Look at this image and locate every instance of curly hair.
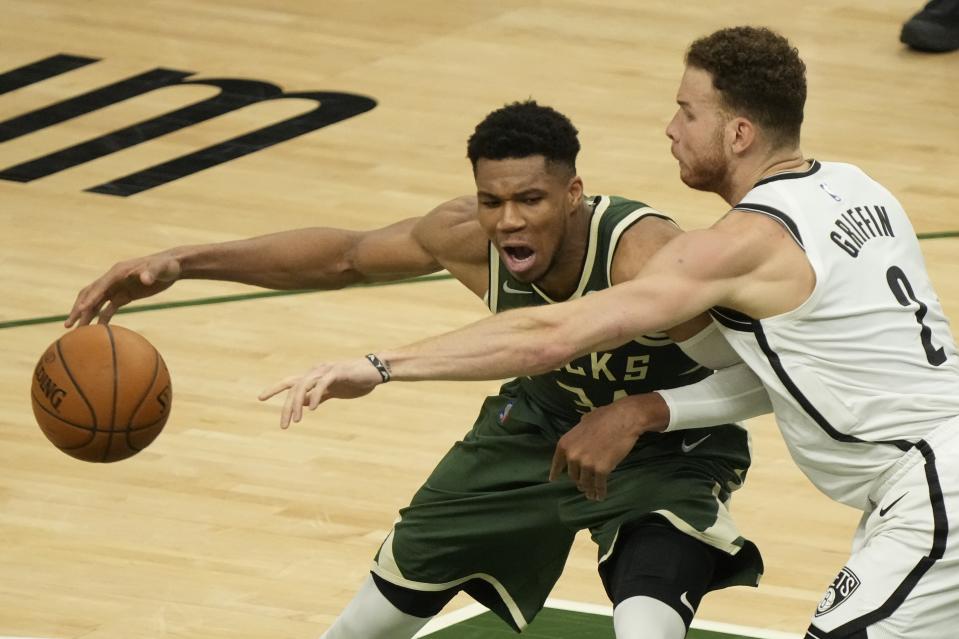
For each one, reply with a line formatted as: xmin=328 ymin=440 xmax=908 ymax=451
xmin=467 ymin=100 xmax=580 ymax=175
xmin=686 ymin=26 xmax=806 ymax=147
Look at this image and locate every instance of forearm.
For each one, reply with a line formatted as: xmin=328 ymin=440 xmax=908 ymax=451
xmin=173 ymin=228 xmax=364 ymax=290
xmin=379 ymin=279 xmax=679 ymax=382
xmin=380 ymin=306 xmax=576 ymax=381
xmin=657 ymin=362 xmax=772 ymax=431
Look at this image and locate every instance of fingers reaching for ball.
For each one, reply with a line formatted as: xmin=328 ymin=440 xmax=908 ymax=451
xmin=258 ymin=358 xmax=385 ymax=428
xmin=66 ymin=253 xmax=182 ymax=328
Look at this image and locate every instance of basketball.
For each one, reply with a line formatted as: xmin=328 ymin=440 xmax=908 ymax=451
xmin=30 ymin=324 xmax=172 ymax=463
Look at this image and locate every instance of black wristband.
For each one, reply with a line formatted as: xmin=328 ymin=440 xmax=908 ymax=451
xmin=365 ymin=353 xmax=391 ymax=383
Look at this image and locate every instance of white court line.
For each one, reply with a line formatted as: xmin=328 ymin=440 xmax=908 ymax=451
xmin=414 ymin=602 xmax=489 ymax=635
xmin=414 ymin=598 xmax=803 ymax=639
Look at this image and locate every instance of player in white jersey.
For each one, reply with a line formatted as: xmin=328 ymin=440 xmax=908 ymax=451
xmin=262 ymin=27 xmax=959 ymax=638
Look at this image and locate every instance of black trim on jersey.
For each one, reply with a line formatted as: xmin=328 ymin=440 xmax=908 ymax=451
xmin=709 ymin=306 xmax=755 ymax=333
xmin=751 ymin=320 xmax=867 ymax=445
xmin=815 ymin=439 xmax=948 ymax=637
xmin=754 ymin=159 xmax=821 ymax=187
xmin=918 ymin=440 xmax=948 ymax=561
xmin=734 ymin=202 xmax=804 ymax=249
xmin=710 ymin=308 xmax=914 ymax=452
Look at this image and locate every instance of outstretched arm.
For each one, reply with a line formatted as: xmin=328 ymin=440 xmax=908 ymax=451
xmin=378 ymin=226 xmax=746 ymax=380
xmin=66 ymin=197 xmax=482 ymax=326
xmin=260 ymin=210 xmax=807 ymax=427
xmin=260 ymin=222 xmax=754 ymax=426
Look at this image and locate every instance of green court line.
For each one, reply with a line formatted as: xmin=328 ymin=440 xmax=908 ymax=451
xmin=917 ymin=230 xmax=959 ymax=240
xmin=0 ymin=273 xmax=454 ymax=331
xmin=3 ymin=230 xmax=957 ymax=332
xmin=421 ymin=607 xmax=761 ymax=639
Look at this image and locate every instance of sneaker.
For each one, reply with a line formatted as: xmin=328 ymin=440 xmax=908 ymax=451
xmin=900 ymin=0 xmax=959 ymax=52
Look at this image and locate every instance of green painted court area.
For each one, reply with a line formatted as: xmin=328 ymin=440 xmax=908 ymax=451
xmin=422 ymin=607 xmax=759 ymax=639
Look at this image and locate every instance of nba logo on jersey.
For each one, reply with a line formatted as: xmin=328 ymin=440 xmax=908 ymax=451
xmin=815 ymin=567 xmax=861 ymax=616
xmin=498 ymin=401 xmax=513 ymax=424
xmin=819 ymin=182 xmax=843 ymax=202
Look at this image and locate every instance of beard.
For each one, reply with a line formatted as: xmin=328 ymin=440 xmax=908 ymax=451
xmin=677 ymin=131 xmax=729 ymax=194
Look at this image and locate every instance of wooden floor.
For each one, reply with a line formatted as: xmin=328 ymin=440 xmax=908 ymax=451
xmin=1 ymin=1 xmax=957 ymax=637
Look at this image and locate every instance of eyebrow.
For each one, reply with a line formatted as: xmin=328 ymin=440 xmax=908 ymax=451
xmin=477 ymin=187 xmax=546 ymax=200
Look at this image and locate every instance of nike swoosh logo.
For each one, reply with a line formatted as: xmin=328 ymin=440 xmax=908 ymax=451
xmin=680 ymin=591 xmax=695 ymax=615
xmin=879 ymin=492 xmax=908 ymax=517
xmin=502 ymin=281 xmax=532 ymax=294
xmin=681 ymin=434 xmax=710 ymax=453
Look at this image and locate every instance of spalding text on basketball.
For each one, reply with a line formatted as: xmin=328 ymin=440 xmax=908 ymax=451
xmin=34 ymin=363 xmax=67 ymax=410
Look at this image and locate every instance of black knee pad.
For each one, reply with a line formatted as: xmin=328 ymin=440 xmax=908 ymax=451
xmin=370 ymin=572 xmax=458 ymax=619
xmin=599 ymin=518 xmax=721 ymax=628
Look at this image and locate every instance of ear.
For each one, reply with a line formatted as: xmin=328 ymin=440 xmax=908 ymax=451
xmin=568 ymin=175 xmax=584 ymax=211
xmin=726 ymin=116 xmax=756 ymax=155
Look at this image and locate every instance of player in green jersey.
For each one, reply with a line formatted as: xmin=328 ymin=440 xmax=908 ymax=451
xmin=69 ymin=101 xmax=765 ymax=639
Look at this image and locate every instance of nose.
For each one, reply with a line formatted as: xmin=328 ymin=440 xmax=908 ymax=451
xmin=497 ymin=201 xmax=526 ymax=232
xmin=665 ymin=111 xmax=679 ymax=142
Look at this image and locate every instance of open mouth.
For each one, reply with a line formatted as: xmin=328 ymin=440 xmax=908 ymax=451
xmin=502 ymin=246 xmax=536 ymax=273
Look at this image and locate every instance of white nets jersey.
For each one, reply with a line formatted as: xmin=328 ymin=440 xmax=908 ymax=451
xmin=712 ymin=160 xmax=959 ymax=509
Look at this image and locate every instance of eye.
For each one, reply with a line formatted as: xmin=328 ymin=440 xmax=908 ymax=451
xmin=523 ymin=196 xmax=543 ymax=205
xmin=480 ymin=199 xmax=501 ymax=209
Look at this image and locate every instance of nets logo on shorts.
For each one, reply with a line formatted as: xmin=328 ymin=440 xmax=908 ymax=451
xmin=815 ymin=566 xmax=861 ymax=617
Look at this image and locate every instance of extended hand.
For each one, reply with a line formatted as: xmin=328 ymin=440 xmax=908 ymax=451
xmin=549 ymin=393 xmax=668 ymax=501
xmin=66 ymin=252 xmax=182 ymax=327
xmin=258 ymin=358 xmax=384 ymax=428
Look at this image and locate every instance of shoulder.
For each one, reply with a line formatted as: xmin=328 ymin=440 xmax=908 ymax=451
xmin=606 ymin=199 xmax=681 ymax=283
xmin=698 ymin=212 xmax=804 ymax=290
xmin=413 ymin=196 xmax=487 ymax=261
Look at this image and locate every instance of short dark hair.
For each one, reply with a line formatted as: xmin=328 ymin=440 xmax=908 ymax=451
xmin=686 ymin=26 xmax=806 ymax=147
xmin=467 ymin=100 xmax=580 ymax=175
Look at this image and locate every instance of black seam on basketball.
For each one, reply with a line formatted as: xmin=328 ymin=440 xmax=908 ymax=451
xmin=104 ymin=325 xmax=119 ymax=462
xmin=31 ymin=392 xmax=165 ymax=433
xmin=53 ymin=338 xmax=98 ymax=448
xmin=31 ymin=394 xmax=102 ymax=449
xmin=126 ymin=348 xmax=161 ymax=452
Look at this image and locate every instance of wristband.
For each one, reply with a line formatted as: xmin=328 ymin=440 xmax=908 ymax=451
xmin=365 ymin=353 xmax=391 ymax=383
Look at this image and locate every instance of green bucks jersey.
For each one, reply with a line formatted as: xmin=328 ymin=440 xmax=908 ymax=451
xmin=486 ymin=195 xmax=711 ymax=434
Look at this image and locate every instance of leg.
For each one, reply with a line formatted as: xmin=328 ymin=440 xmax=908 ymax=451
xmin=371 ymin=387 xmax=577 ymax=631
xmin=613 ymin=597 xmax=686 ymax=639
xmin=601 ymin=518 xmax=721 ymax=639
xmin=320 ymin=573 xmax=456 ymax=639
xmin=807 ymin=434 xmax=959 ymax=638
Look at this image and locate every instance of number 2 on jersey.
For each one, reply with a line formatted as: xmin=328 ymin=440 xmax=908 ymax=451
xmin=886 ymin=265 xmax=947 ymax=366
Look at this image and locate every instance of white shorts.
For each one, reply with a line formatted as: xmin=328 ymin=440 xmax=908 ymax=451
xmin=806 ymin=422 xmax=959 ymax=638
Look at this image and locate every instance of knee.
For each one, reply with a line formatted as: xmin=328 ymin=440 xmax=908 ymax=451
xmin=613 ymin=596 xmax=687 ymax=639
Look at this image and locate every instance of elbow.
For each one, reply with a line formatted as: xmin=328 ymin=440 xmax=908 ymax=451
xmin=302 ymin=255 xmax=363 ymax=290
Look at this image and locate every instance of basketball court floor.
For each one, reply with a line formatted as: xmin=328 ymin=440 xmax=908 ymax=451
xmin=1 ymin=1 xmax=957 ymax=637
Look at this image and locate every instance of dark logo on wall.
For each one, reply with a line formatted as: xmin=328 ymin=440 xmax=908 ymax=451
xmin=0 ymin=54 xmax=377 ymax=196
xmin=815 ymin=566 xmax=861 ymax=617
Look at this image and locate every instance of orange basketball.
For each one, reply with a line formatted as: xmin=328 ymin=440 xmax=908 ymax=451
xmin=30 ymin=324 xmax=172 ymax=463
